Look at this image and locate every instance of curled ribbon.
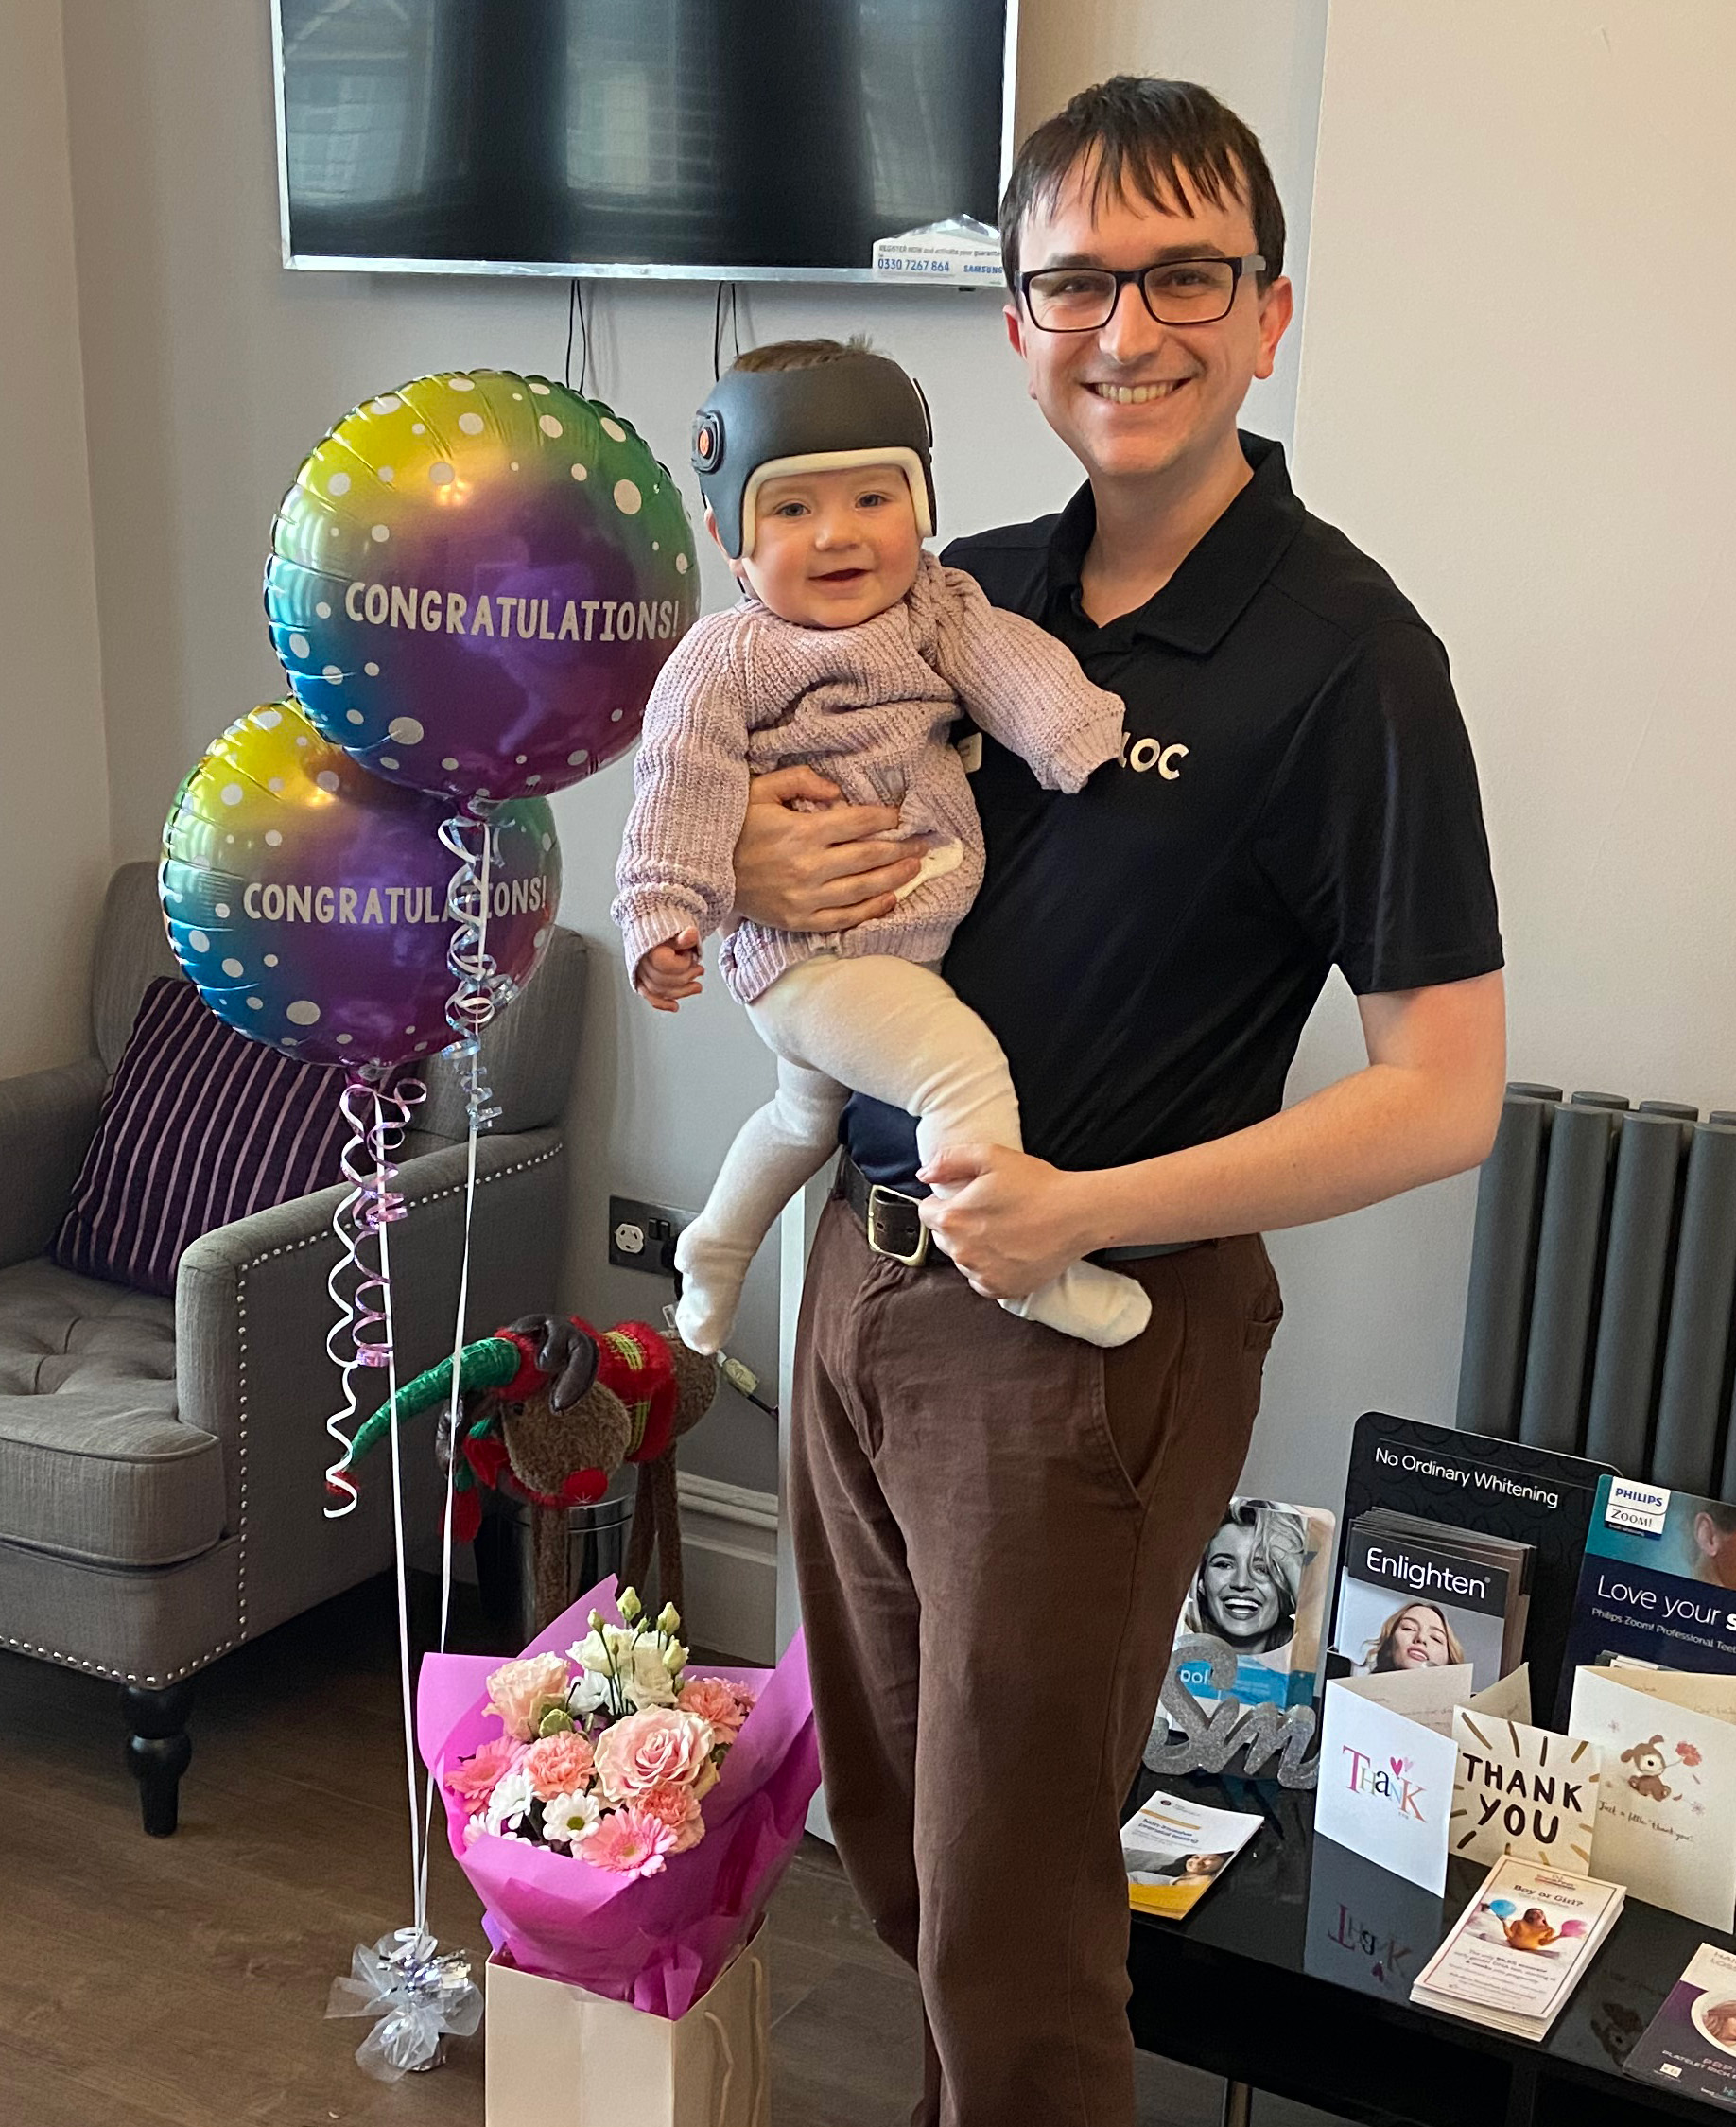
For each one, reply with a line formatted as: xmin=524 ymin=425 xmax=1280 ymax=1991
xmin=321 ymin=1070 xmax=425 ymax=1518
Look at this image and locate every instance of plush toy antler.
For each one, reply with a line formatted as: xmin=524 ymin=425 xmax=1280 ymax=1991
xmin=345 ymin=1315 xmax=716 ymax=1630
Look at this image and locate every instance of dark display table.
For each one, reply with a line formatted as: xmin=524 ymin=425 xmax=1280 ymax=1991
xmin=1126 ymin=1769 xmax=1736 ymax=2127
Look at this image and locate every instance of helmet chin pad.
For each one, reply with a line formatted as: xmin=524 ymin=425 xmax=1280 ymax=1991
xmin=691 ymin=352 xmax=936 ymax=560
xmin=738 ymin=448 xmax=932 ymax=561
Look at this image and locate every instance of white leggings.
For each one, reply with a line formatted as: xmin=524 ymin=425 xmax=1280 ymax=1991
xmin=673 ymin=954 xmax=1149 ymax=1352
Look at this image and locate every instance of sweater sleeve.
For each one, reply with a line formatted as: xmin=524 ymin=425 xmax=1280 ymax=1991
xmin=611 ymin=617 xmax=755 ymax=982
xmin=918 ymin=558 xmax=1125 ymax=792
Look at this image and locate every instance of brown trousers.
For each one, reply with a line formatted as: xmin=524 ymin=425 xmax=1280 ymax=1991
xmin=790 ymin=1195 xmax=1283 ymax=2127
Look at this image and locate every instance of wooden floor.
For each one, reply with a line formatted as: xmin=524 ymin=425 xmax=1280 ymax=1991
xmin=0 ymin=1575 xmax=1344 ymax=2125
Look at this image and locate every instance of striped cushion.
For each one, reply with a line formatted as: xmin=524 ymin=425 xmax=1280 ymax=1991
xmin=54 ymin=978 xmax=351 ymax=1297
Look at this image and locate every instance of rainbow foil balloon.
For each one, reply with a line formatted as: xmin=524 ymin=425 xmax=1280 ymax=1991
xmin=161 ymin=700 xmax=562 ymax=1070
xmin=263 ymin=372 xmax=698 ymax=804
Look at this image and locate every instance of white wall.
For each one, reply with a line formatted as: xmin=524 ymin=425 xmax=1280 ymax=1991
xmin=0 ymin=0 xmax=110 ymax=1076
xmin=1242 ymin=0 xmax=1736 ymax=1509
xmin=59 ymin=1 xmax=1327 ymax=1496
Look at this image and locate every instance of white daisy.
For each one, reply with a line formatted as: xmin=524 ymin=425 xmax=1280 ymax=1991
xmin=541 ymin=1789 xmax=603 ymax=1847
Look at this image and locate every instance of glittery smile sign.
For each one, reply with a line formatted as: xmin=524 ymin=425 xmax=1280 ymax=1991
xmin=263 ymin=370 xmax=698 ymax=805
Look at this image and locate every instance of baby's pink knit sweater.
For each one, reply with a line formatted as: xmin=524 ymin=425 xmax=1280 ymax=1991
xmin=613 ymin=552 xmax=1125 ymax=1005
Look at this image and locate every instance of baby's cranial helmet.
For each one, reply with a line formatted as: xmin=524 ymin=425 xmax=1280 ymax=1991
xmin=690 ymin=350 xmax=935 ymax=561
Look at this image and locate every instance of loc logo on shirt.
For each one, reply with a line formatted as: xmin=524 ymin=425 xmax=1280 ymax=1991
xmin=1120 ymin=731 xmax=1189 ymax=779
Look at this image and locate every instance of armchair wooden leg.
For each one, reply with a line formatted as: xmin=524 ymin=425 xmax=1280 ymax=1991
xmin=122 ymin=1681 xmax=195 ymax=1837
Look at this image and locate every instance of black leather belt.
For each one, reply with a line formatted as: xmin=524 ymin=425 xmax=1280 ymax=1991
xmin=836 ymin=1155 xmax=1199 ymax=1269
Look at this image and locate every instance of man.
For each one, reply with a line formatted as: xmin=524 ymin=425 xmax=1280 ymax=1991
xmin=734 ymin=75 xmax=1504 ymax=2127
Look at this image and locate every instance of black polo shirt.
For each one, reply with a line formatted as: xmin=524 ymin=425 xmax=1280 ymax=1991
xmin=843 ymin=432 xmax=1503 ymax=1190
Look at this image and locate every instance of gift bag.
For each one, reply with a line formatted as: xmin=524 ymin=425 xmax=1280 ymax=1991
xmin=486 ymin=1931 xmax=770 ymax=2126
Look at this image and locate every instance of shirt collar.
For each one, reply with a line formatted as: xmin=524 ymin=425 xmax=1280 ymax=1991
xmin=1046 ymin=432 xmax=1305 ymax=653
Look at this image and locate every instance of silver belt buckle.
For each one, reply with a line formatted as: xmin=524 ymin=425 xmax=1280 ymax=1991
xmin=866 ymin=1182 xmax=929 ymax=1267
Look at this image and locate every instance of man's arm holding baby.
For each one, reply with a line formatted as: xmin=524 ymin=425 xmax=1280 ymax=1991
xmin=730 ymin=790 xmax=1505 ymax=1293
xmin=918 ymin=972 xmax=1506 ymax=1297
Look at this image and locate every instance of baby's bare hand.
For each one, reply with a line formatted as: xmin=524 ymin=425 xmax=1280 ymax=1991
xmin=635 ymin=928 xmax=704 ymax=1013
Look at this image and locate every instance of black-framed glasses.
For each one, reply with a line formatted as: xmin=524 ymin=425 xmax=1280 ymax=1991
xmin=1018 ymin=254 xmax=1266 ymax=333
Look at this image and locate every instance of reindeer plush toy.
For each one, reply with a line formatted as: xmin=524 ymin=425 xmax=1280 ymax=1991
xmin=344 ymin=1313 xmax=715 ymax=1630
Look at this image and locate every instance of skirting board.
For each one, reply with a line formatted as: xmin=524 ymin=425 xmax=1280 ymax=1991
xmin=676 ymin=1472 xmax=778 ymax=1665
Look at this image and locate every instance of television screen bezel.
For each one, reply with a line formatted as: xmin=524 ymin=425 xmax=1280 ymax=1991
xmin=270 ymin=0 xmax=1019 ymax=285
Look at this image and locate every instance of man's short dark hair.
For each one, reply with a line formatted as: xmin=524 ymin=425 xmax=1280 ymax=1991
xmin=998 ymin=77 xmax=1285 ymax=294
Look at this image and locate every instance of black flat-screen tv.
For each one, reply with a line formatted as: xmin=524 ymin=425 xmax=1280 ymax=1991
xmin=273 ymin=0 xmax=1014 ymax=283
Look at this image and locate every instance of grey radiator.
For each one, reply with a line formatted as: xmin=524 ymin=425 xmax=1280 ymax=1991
xmin=1456 ymin=1083 xmax=1736 ymax=1494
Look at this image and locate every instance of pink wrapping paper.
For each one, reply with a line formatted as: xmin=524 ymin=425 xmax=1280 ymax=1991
xmin=417 ymin=1577 xmax=819 ymax=2020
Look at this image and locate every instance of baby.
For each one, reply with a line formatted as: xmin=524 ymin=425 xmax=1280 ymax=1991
xmin=612 ymin=339 xmax=1151 ymax=1354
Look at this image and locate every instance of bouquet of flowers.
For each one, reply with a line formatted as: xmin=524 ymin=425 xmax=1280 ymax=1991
xmin=449 ymin=1588 xmax=755 ymax=1874
xmin=418 ymin=1576 xmax=818 ymax=2018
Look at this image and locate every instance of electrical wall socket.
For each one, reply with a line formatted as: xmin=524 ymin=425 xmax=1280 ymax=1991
xmin=608 ymin=1194 xmax=693 ymax=1274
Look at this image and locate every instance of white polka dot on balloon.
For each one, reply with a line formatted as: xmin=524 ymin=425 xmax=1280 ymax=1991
xmin=514 ymin=753 xmax=527 ymax=764
xmin=651 ymin=541 xmax=660 ymax=551
xmin=264 ymin=953 xmax=278 ymax=968
xmin=268 ymin=777 xmax=284 ymax=794
xmin=510 ymin=461 xmax=519 ymax=471
xmin=328 ymin=471 xmax=351 ymax=496
xmin=411 ymin=422 xmax=425 ymax=436
xmin=365 ymin=661 xmax=379 ymax=676
xmin=222 ymin=957 xmax=244 ymax=977
xmin=534 ymin=927 xmax=548 ymax=949
xmin=388 ymin=717 xmax=424 ymax=744
xmin=337 ymin=1033 xmax=353 ymax=1045
xmin=675 ymin=553 xmax=689 ymax=573
xmin=322 ymin=663 xmax=343 ymax=685
xmin=600 ymin=418 xmax=626 ymax=442
xmin=541 ymin=833 xmax=552 ymax=851
xmin=188 ymin=930 xmax=210 ymax=953
xmin=315 ymin=601 xmax=331 ymax=619
xmin=378 ymin=466 xmax=394 ymax=483
xmin=287 ymin=631 xmax=310 ymax=658
xmin=570 ymin=462 xmax=587 ymax=480
xmin=525 ymin=773 xmax=540 ymax=785
xmin=449 ymin=375 xmax=475 ymax=390
xmin=613 ymin=479 xmax=642 ymax=514
xmin=567 ymin=748 xmax=588 ymax=766
xmin=529 ymin=380 xmax=550 ymax=395
xmin=372 ymin=394 xmax=402 ymax=413
xmin=220 ymin=782 xmax=243 ymax=806
xmin=215 ymin=902 xmax=230 ymax=917
xmin=316 ymin=771 xmax=340 ymax=793
xmin=611 ymin=709 xmax=622 ymax=722
xmin=459 ymin=411 xmax=484 ymax=435
xmin=346 ymin=709 xmax=364 ymax=726
xmin=429 ymin=462 xmax=454 ymax=486
xmin=441 ymin=756 xmax=459 ymax=770
xmin=265 ymin=829 xmax=284 ymax=846
xmin=539 ymin=414 xmax=563 ymax=437
xmin=247 ymin=997 xmax=263 ymax=1011
xmin=286 ymin=1000 xmax=321 ymax=1026
xmin=255 ymin=707 xmax=282 ymax=729
xmin=371 ymin=524 xmax=390 ymax=543
xmin=379 ymin=756 xmax=399 ymax=770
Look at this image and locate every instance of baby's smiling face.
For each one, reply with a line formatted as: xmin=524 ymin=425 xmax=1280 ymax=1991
xmin=719 ymin=463 xmax=922 ymax=629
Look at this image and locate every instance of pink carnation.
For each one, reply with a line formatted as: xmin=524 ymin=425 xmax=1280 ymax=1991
xmin=638 ymin=1780 xmax=706 ymax=1853
xmin=593 ymin=1707 xmax=716 ymax=1804
xmin=524 ymin=1731 xmax=596 ymax=1801
xmin=484 ymin=1653 xmax=573 ymax=1741
xmin=677 ymin=1675 xmax=748 ymax=1742
xmin=582 ymin=1804 xmax=676 ymax=1878
xmin=445 ymin=1735 xmax=527 ymax=1811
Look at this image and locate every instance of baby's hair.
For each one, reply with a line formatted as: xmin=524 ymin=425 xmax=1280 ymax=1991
xmin=730 ymin=335 xmax=877 ymax=375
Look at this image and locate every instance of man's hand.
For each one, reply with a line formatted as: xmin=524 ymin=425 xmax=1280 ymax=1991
xmin=635 ymin=928 xmax=703 ymax=1013
xmin=731 ymin=765 xmax=928 ymax=933
xmin=917 ymin=1144 xmax=1093 ymax=1299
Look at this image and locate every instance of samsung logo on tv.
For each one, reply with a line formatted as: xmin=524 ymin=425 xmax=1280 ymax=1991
xmin=1605 ymin=1479 xmax=1671 ymax=1538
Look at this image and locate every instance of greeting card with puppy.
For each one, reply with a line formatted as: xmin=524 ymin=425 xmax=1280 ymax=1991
xmin=1567 ymin=1665 xmax=1736 ymax=1928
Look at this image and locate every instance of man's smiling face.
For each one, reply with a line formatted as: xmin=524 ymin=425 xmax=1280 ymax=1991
xmin=1003 ymin=158 xmax=1292 ymax=490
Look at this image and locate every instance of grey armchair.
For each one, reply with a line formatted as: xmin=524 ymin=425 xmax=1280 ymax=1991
xmin=0 ymin=863 xmax=585 ymax=1832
